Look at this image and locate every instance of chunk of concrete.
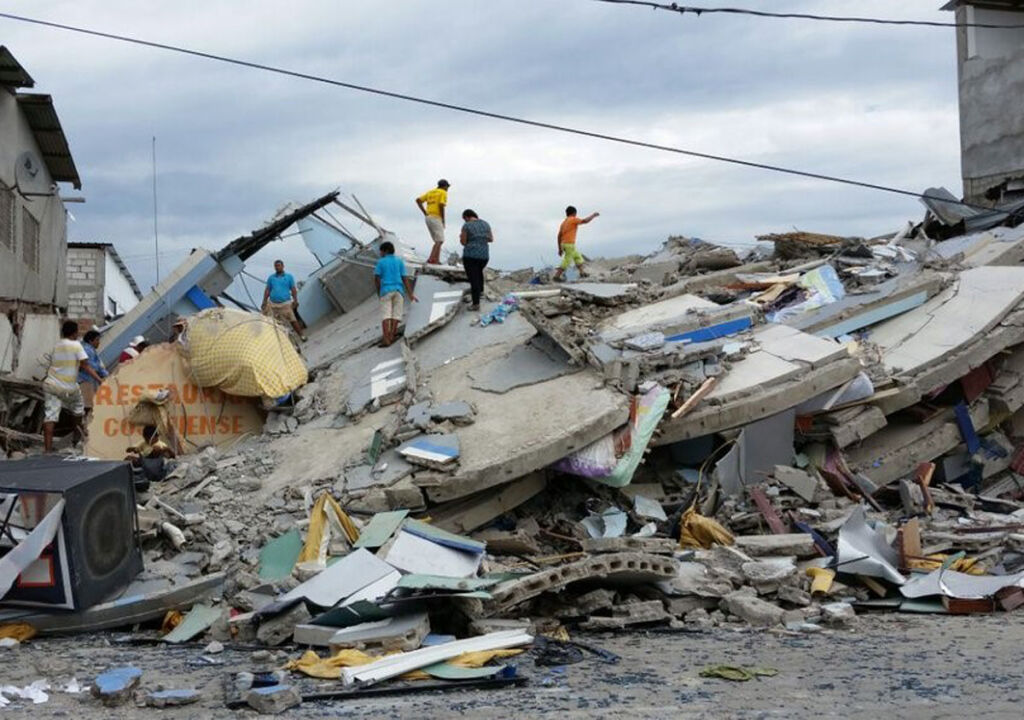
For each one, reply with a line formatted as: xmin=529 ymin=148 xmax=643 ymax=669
xmin=92 ymin=666 xmax=142 ymax=706
xmin=580 ymin=537 xmax=677 ymax=555
xmin=328 ymin=612 xmax=430 ymax=653
xmin=741 ymin=558 xmax=797 ymax=584
xmin=346 ymin=348 xmax=408 ymax=416
xmin=257 ymin=602 xmax=312 ymax=646
xmin=733 ymin=534 xmax=817 ymax=558
xmin=430 ymin=473 xmax=547 ymax=535
xmin=821 ymin=601 xmax=857 ymax=627
xmin=773 ymin=465 xmax=818 ymax=503
xmin=721 ymin=591 xmax=784 ymax=627
xmin=246 ymin=685 xmax=302 ymax=714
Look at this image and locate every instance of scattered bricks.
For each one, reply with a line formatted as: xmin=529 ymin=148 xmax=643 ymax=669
xmin=721 ymin=590 xmax=785 ymax=627
xmin=776 ymin=584 xmax=812 ymax=607
xmin=92 ymin=666 xmax=143 ymax=707
xmin=246 ymin=685 xmax=302 ymax=715
xmin=820 ymin=602 xmax=857 ymax=627
xmin=581 ymin=537 xmax=677 ymax=555
xmin=144 ymin=689 xmax=201 ymax=708
xmin=733 ymin=534 xmax=817 ymax=558
xmin=574 ymin=588 xmax=616 ymax=615
xmin=257 ymin=602 xmax=312 ymax=646
xmin=684 ymin=608 xmax=715 ymax=629
xmin=479 ymin=552 xmax=677 ymax=617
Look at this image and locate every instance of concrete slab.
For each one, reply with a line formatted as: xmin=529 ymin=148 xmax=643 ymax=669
xmin=786 ymin=271 xmax=944 ymax=339
xmin=845 ymin=400 xmax=990 ymax=486
xmin=469 ymin=335 xmax=574 ymax=393
xmin=871 ymin=266 xmax=1024 ymax=379
xmin=406 ymin=276 xmax=469 ymax=343
xmin=413 ymin=302 xmax=536 ymax=374
xmin=304 ymin=295 xmax=383 ymax=370
xmin=418 ymin=360 xmax=630 ymax=502
xmin=598 ymin=294 xmax=717 ymax=339
xmin=754 ymin=324 xmax=848 ymax=369
xmin=562 ymin=282 xmax=638 ymax=304
xmin=0 ymin=314 xmax=13 ymax=373
xmin=656 ymin=341 xmax=860 ymax=445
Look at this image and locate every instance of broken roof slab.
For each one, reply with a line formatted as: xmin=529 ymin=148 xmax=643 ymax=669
xmin=304 ymin=294 xmax=385 ymax=370
xmin=470 ymin=335 xmax=575 ymax=394
xmin=561 ymin=282 xmax=639 ymax=305
xmin=654 ymin=326 xmax=859 ymax=444
xmin=345 ymin=344 xmax=409 ymax=416
xmin=413 ymin=301 xmax=535 ymax=374
xmin=913 ymin=224 xmax=1024 ymax=268
xmin=597 ymin=293 xmax=753 ymax=344
xmin=406 ymin=275 xmax=469 ymax=344
xmin=416 ymin=362 xmax=629 ymax=503
xmin=868 ymin=266 xmax=1024 ymax=414
xmin=785 ymin=271 xmax=945 ymax=339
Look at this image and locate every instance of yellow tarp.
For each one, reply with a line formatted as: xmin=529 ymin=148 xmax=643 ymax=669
xmin=180 ymin=308 xmax=307 ymax=398
xmin=296 ymin=493 xmax=361 ymax=567
xmin=286 ymin=648 xmax=524 ymax=680
xmin=679 ymin=507 xmax=734 ymax=549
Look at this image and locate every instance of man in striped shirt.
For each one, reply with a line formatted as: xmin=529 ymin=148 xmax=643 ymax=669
xmin=43 ymin=320 xmax=103 ymax=452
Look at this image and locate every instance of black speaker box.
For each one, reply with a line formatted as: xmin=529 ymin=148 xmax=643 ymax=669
xmin=0 ymin=457 xmax=143 ymax=610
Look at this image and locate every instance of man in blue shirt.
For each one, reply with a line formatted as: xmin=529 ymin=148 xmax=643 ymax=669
xmin=263 ymin=259 xmax=306 ymax=341
xmin=374 ymin=241 xmax=417 ymax=346
xmin=77 ymin=329 xmax=108 ymax=421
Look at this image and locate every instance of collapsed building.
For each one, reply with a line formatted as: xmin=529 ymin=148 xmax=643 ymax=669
xmin=3 ymin=185 xmax=1024 ymax=709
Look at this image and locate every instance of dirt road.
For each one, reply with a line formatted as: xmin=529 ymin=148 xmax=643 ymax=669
xmin=2 ymin=613 xmax=1022 ymax=718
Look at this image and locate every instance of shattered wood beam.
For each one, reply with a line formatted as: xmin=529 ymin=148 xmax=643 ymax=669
xmin=670 ymin=377 xmax=717 ymax=420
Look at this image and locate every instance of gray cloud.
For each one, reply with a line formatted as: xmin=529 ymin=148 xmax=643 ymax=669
xmin=1 ymin=0 xmax=963 ymax=291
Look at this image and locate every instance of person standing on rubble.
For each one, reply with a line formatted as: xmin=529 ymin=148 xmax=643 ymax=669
xmin=374 ymin=241 xmax=418 ymax=346
xmin=43 ymin=320 xmax=104 ymax=453
xmin=77 ymin=329 xmax=107 ymax=423
xmin=552 ymin=205 xmax=599 ymax=282
xmin=459 ymin=209 xmax=493 ymax=311
xmin=415 ymin=179 xmax=450 ymax=265
xmin=263 ymin=259 xmax=307 ymax=342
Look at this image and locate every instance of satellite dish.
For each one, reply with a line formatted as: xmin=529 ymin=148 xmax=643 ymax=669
xmin=15 ymin=150 xmax=52 ymax=196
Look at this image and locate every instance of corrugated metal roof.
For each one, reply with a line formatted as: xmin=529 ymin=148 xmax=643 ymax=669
xmin=15 ymin=93 xmax=81 ymax=190
xmin=0 ymin=46 xmax=34 ymax=88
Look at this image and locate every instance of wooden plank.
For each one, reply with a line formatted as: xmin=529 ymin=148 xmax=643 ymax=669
xmin=898 ymin=517 xmax=922 ymax=572
xmin=747 ymin=485 xmax=788 ymax=534
xmin=670 ymin=377 xmax=718 ymax=420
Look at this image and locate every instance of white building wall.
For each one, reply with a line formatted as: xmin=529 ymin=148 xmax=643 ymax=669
xmin=103 ymin=249 xmax=140 ymax=318
xmin=0 ymin=89 xmax=68 ymax=309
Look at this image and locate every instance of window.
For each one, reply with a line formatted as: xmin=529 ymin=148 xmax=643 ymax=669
xmin=22 ymin=207 xmax=39 ymax=272
xmin=0 ymin=183 xmax=13 ymax=251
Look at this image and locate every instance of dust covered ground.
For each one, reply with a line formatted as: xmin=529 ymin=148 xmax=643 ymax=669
xmin=2 ymin=614 xmax=1023 ymax=719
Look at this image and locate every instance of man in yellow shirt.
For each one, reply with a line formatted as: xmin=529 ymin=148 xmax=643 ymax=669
xmin=42 ymin=320 xmax=104 ymax=452
xmin=553 ymin=205 xmax=600 ymax=282
xmin=415 ymin=179 xmax=450 ymax=265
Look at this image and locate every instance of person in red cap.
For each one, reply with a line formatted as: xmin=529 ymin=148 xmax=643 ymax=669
xmin=415 ymin=179 xmax=450 ymax=265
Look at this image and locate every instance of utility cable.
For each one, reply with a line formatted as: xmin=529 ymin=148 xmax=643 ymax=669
xmin=593 ymin=1 xmax=1024 ymax=29
xmin=0 ymin=11 xmax=985 ymax=209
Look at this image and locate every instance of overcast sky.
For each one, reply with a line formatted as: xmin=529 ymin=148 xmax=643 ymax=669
xmin=3 ymin=0 xmax=962 ymax=294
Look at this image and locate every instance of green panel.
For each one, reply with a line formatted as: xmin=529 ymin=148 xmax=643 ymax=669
xmin=353 ymin=510 xmax=409 ymax=549
xmin=258 ymin=529 xmax=303 ymax=582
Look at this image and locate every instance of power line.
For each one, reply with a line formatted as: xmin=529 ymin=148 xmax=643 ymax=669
xmin=0 ymin=11 xmax=980 ymax=209
xmin=593 ymin=1 xmax=1024 ymax=29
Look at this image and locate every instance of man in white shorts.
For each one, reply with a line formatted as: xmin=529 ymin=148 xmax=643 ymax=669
xmin=43 ymin=320 xmax=104 ymax=452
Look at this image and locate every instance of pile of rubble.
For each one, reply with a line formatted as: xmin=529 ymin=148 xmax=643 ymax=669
xmin=5 ymin=187 xmax=1024 ymax=710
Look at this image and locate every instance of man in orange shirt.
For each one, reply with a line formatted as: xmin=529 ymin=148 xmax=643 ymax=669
xmin=553 ymin=205 xmax=599 ymax=282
